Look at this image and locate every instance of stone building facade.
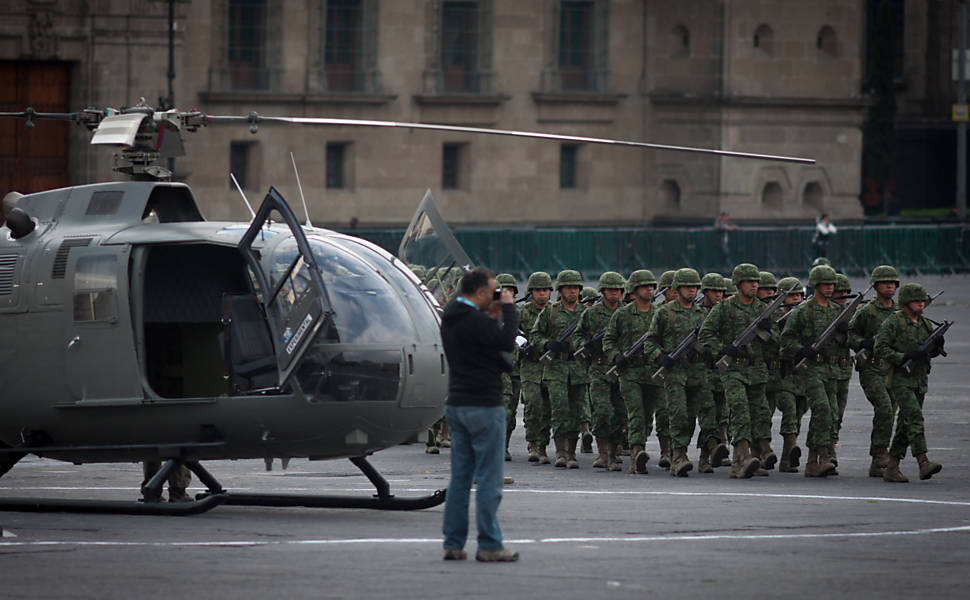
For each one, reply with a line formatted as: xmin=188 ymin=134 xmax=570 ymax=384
xmin=1 ymin=0 xmax=873 ymax=225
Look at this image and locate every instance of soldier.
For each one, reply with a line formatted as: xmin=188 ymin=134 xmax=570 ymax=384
xmin=579 ymin=285 xmax=600 ymax=453
xmin=829 ymin=273 xmax=856 ymax=467
xmin=603 ymin=269 xmax=661 ymax=474
xmin=520 ymin=271 xmax=554 ymax=464
xmin=773 ymin=276 xmax=807 ymax=472
xmin=848 ymin=265 xmax=900 ymax=477
xmin=698 ymin=273 xmax=731 ymax=468
xmin=496 ymin=273 xmax=521 ymax=461
xmin=875 ymin=283 xmax=944 ymax=483
xmin=779 ymin=265 xmax=840 ymax=477
xmin=576 ymin=271 xmax=627 ymax=471
xmin=644 ymin=268 xmax=714 ymax=476
xmin=652 ymin=269 xmax=677 ymax=467
xmin=581 ymin=286 xmax=599 ymax=306
xmin=755 ymin=271 xmax=781 ymax=472
xmin=698 ymin=264 xmax=771 ymax=479
xmin=658 ymin=270 xmax=677 ymax=304
xmin=531 ymin=270 xmax=588 ymax=469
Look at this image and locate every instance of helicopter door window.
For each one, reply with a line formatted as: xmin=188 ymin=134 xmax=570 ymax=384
xmin=72 ymin=255 xmax=118 ymax=323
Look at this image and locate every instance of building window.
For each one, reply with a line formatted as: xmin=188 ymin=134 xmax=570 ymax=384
xmin=753 ymin=24 xmax=774 ymax=57
xmin=817 ymin=26 xmax=837 ymax=58
xmin=325 ymin=0 xmax=363 ymax=91
xmin=559 ymin=1 xmax=595 ymax=90
xmin=229 ymin=141 xmax=252 ymax=190
xmin=560 ymin=144 xmax=579 ymax=189
xmin=762 ymin=181 xmax=783 ymax=210
xmin=442 ymin=1 xmax=479 ymax=92
xmin=661 ymin=179 xmax=681 ymax=210
xmin=228 ymin=0 xmax=268 ymax=90
xmin=803 ymin=182 xmax=824 ymax=212
xmin=443 ymin=143 xmax=462 ymax=189
xmin=670 ymin=25 xmax=690 ymax=59
xmin=327 ymin=143 xmax=349 ymax=189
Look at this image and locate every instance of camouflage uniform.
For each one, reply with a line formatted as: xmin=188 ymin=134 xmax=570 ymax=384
xmin=848 ymin=265 xmax=899 ymax=476
xmin=779 ymin=266 xmax=840 ymax=477
xmin=644 ymin=269 xmax=714 ymax=475
xmin=874 ymin=283 xmax=944 ymax=482
xmin=497 ymin=274 xmax=521 ymax=461
xmin=520 ymin=272 xmax=553 ymax=463
xmin=531 ymin=270 xmax=588 ymax=467
xmin=603 ymin=270 xmax=660 ymax=474
xmin=772 ymin=276 xmax=806 ymax=472
xmin=698 ymin=273 xmax=730 ymax=467
xmin=576 ymin=271 xmax=626 ymax=470
xmin=830 ymin=274 xmax=855 ymax=453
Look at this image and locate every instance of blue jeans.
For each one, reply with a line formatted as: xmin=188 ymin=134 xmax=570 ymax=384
xmin=442 ymin=404 xmax=506 ymax=551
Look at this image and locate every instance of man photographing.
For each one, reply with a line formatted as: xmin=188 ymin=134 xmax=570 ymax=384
xmin=440 ymin=267 xmax=520 ymax=562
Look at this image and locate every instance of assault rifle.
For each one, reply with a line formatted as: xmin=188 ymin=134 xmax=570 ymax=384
xmin=653 ymin=287 xmax=669 ymax=302
xmin=606 ymin=330 xmax=651 ymax=377
xmin=539 ymin=317 xmax=582 ymax=365
xmin=901 ymin=319 xmax=952 ymax=375
xmin=794 ymin=286 xmax=872 ymax=371
xmin=776 ymin=298 xmax=808 ymax=326
xmin=857 ymin=291 xmax=945 ymax=364
xmin=574 ymin=326 xmax=608 ymax=360
xmin=924 ymin=290 xmax=944 ymax=307
xmin=652 ymin=326 xmax=701 ymax=382
xmin=715 ymin=283 xmax=796 ymax=370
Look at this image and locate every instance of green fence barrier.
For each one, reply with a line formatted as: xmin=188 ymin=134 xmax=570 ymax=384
xmin=344 ymin=224 xmax=970 ymax=281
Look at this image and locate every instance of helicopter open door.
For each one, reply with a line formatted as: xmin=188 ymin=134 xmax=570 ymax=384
xmin=237 ymin=187 xmax=336 ymax=388
xmin=398 ymin=189 xmax=474 ymax=305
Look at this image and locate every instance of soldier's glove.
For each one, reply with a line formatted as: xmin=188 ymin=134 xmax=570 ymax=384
xmin=756 ymin=318 xmax=772 ymax=332
xmin=929 ymin=336 xmax=946 ymax=358
xmin=722 ymin=344 xmax=741 ymax=358
xmin=903 ymin=348 xmax=928 ymax=363
xmin=860 ymin=338 xmax=875 ymax=351
xmin=655 ymin=353 xmax=677 ymax=369
xmin=545 ymin=340 xmax=566 ymax=354
xmin=835 ymin=320 xmax=850 ymax=334
xmin=613 ymin=354 xmax=629 ymax=369
xmin=796 ymin=346 xmax=818 ymax=361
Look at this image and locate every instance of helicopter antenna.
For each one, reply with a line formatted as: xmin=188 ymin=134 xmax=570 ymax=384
xmin=290 ymin=151 xmax=313 ymax=228
xmin=229 ymin=172 xmax=256 ymax=220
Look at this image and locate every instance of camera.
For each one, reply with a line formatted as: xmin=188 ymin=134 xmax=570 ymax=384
xmin=493 ymin=288 xmax=502 ymax=300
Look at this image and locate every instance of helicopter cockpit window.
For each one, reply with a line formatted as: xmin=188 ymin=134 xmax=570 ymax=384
xmin=73 ymin=255 xmax=118 ymax=323
xmin=398 ymin=192 xmax=473 ymax=305
xmin=270 ymin=238 xmax=416 ymax=344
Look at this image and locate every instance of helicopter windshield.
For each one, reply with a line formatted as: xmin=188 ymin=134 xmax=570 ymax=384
xmin=398 ymin=190 xmax=473 ymax=304
xmin=270 ymin=237 xmax=416 ymax=344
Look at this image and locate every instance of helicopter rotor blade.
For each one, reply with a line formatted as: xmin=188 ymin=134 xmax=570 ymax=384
xmin=207 ymin=114 xmax=815 ymax=164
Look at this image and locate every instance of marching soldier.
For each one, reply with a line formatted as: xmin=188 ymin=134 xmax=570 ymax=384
xmin=779 ymin=265 xmax=839 ymax=477
xmin=830 ymin=273 xmax=856 ymax=468
xmin=531 ymin=270 xmax=589 ymax=469
xmin=658 ymin=270 xmax=677 ymax=304
xmin=644 ymin=268 xmax=714 ymax=476
xmin=579 ymin=286 xmax=599 ymax=453
xmin=773 ymin=276 xmax=807 ymax=472
xmin=603 ymin=270 xmax=661 ymax=474
xmin=520 ymin=272 xmax=554 ymax=464
xmin=653 ymin=269 xmax=677 ymax=467
xmin=848 ymin=265 xmax=899 ymax=477
xmin=698 ymin=272 xmax=731 ymax=468
xmin=698 ymin=264 xmax=771 ymax=479
xmin=875 ymin=283 xmax=945 ymax=482
xmin=497 ymin=273 xmax=521 ymax=461
xmin=755 ymin=271 xmax=781 ymax=472
xmin=576 ymin=271 xmax=627 ymax=471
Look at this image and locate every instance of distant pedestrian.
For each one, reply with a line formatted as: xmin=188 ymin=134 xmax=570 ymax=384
xmin=812 ymin=213 xmax=836 ymax=258
xmin=714 ymin=211 xmax=736 ymax=267
xmin=440 ymin=267 xmax=520 ymax=562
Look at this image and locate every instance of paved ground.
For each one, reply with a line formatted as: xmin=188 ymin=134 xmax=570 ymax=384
xmin=1 ymin=275 xmax=969 ymax=599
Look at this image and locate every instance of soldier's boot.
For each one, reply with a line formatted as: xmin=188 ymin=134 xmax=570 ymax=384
xmin=789 ymin=440 xmax=802 ymax=469
xmin=882 ymin=455 xmax=909 ymax=483
xmin=606 ymin=443 xmax=623 ymax=472
xmin=437 ymin=422 xmax=451 ymax=448
xmin=868 ymin=447 xmax=889 ymax=478
xmin=505 ymin=431 xmax=512 ymax=462
xmin=916 ymin=453 xmax=942 ymax=480
xmin=717 ymin=425 xmax=732 ymax=466
xmin=749 ymin=440 xmax=769 ymax=477
xmin=658 ymin=436 xmax=672 ymax=469
xmin=581 ymin=427 xmax=594 ymax=454
xmin=537 ymin=444 xmax=551 ymax=465
xmin=697 ymin=440 xmax=714 ymax=474
xmin=168 ymin=487 xmax=193 ymax=503
xmin=828 ymin=444 xmax=839 ymax=467
xmin=631 ymin=444 xmax=648 ymax=475
xmin=804 ymin=448 xmax=836 ymax=478
xmin=566 ymin=436 xmax=580 ymax=469
xmin=731 ymin=440 xmax=761 ymax=479
xmin=711 ymin=439 xmax=730 ymax=469
xmin=618 ymin=442 xmax=631 ymax=457
xmin=760 ymin=439 xmax=777 ymax=470
xmin=779 ymin=434 xmax=799 ymax=473
xmin=822 ymin=445 xmax=839 ymax=476
xmin=527 ymin=442 xmax=540 ymax=463
xmin=592 ymin=437 xmax=610 ymax=469
xmin=669 ymin=446 xmax=692 ymax=477
xmin=553 ymin=438 xmax=567 ymax=468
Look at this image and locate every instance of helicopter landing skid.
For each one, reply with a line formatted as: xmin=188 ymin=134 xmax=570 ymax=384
xmin=191 ymin=456 xmax=447 ymax=511
xmin=0 ymin=493 xmax=228 ymax=516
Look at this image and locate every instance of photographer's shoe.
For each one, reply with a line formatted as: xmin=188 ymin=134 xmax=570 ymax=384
xmin=443 ymin=547 xmax=467 ymax=560
xmin=475 ymin=548 xmax=519 ymax=562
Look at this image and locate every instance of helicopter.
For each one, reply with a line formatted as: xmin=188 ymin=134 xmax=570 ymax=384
xmin=0 ymin=103 xmax=813 ymax=515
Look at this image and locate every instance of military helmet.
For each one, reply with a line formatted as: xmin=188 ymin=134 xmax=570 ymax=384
xmin=811 ymin=257 xmax=832 ymax=268
xmin=555 ymin=269 xmax=583 ymax=289
xmin=597 ymin=271 xmax=626 ymax=291
xmin=626 ymin=269 xmax=657 ymax=294
xmin=725 ymin=280 xmax=737 ymax=296
xmin=758 ymin=271 xmax=777 ymax=289
xmin=835 ymin=273 xmax=851 ymax=292
xmin=672 ymin=268 xmax=702 ymax=289
xmin=496 ymin=273 xmax=518 ymax=293
xmin=526 ymin=271 xmax=553 ymax=290
xmin=808 ymin=265 xmax=837 ymax=287
xmin=409 ymin=264 xmax=426 ymax=280
xmin=581 ymin=286 xmax=599 ymax=302
xmin=731 ymin=263 xmax=761 ymax=286
xmin=869 ymin=265 xmax=900 ymax=285
xmin=659 ymin=270 xmax=676 ymax=288
xmin=777 ymin=277 xmax=803 ymax=295
xmin=898 ymin=283 xmax=927 ymax=305
xmin=700 ymin=273 xmax=727 ymax=292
